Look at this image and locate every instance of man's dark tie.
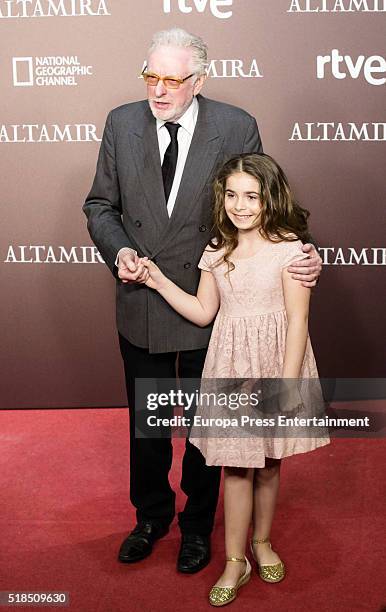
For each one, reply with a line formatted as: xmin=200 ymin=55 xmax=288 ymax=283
xmin=162 ymin=122 xmax=181 ymax=203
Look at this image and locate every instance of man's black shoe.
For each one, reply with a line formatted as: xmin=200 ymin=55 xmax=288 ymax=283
xmin=177 ymin=534 xmax=211 ymax=573
xmin=118 ymin=521 xmax=169 ymax=563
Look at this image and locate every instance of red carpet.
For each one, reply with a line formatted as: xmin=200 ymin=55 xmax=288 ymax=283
xmin=0 ymin=408 xmax=385 ymax=612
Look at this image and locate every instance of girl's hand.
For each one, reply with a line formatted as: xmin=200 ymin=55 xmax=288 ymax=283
xmin=278 ymin=380 xmax=303 ymax=415
xmin=141 ymin=258 xmax=169 ymax=291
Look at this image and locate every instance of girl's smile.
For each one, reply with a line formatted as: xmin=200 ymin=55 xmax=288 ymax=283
xmin=232 ymin=214 xmax=254 ymax=221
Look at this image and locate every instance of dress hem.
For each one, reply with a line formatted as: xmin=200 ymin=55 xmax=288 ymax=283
xmin=191 ymin=439 xmax=331 ymax=468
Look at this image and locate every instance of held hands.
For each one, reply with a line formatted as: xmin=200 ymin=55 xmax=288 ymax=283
xmin=117 ymin=249 xmax=149 ymax=284
xmin=288 ymin=243 xmax=322 ymax=288
xmin=117 ymin=249 xmax=168 ymax=290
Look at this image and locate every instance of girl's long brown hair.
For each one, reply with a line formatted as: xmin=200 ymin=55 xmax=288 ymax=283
xmin=209 ymin=153 xmax=312 ymax=274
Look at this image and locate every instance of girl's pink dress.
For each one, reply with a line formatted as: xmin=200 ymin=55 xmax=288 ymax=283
xmin=189 ymin=239 xmax=330 ymax=467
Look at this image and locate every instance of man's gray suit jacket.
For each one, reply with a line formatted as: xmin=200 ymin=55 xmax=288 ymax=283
xmin=83 ymin=94 xmax=263 ymax=353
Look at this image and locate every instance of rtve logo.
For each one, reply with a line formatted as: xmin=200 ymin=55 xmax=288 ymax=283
xmin=317 ymin=49 xmax=386 ymax=85
xmin=163 ymin=0 xmax=233 ymax=18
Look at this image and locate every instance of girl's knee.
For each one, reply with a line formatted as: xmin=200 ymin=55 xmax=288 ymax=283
xmin=255 ymin=459 xmax=281 ymax=482
xmin=224 ymin=466 xmax=253 ymax=479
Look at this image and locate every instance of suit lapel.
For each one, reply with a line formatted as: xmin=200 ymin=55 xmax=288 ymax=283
xmin=153 ymin=95 xmax=223 ymax=256
xmin=129 ymin=105 xmax=169 ymax=230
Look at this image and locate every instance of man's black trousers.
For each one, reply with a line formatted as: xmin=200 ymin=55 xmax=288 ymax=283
xmin=119 ymin=333 xmax=222 ymax=536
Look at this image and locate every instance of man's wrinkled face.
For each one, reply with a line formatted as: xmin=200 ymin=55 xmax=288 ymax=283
xmin=146 ymin=45 xmax=205 ymax=122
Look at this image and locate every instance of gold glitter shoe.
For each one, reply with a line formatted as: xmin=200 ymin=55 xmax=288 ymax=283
xmin=209 ymin=556 xmax=251 ymax=607
xmin=250 ymin=537 xmax=285 ymax=583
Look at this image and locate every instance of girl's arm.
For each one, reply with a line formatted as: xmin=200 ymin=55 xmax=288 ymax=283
xmin=142 ymin=259 xmax=220 ymax=327
xmin=282 ymin=267 xmax=311 ymax=378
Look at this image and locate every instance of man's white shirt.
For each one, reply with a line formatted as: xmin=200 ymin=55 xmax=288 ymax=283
xmin=116 ymin=96 xmax=199 ymax=266
xmin=156 ymin=95 xmax=199 ymax=217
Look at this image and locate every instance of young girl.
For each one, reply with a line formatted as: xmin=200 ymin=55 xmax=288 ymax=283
xmin=141 ymin=154 xmax=330 ymax=606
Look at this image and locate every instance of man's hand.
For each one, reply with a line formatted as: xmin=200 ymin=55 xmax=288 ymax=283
xmin=117 ymin=248 xmax=149 ymax=284
xmin=287 ymin=243 xmax=322 ymax=288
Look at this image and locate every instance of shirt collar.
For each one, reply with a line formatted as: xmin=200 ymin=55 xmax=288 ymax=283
xmin=156 ymin=96 xmax=199 ymax=135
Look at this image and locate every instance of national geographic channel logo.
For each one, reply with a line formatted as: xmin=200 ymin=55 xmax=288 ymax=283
xmin=12 ymin=56 xmax=93 ymax=87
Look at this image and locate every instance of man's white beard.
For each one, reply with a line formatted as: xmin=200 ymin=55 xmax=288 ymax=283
xmin=148 ymin=99 xmax=192 ymax=123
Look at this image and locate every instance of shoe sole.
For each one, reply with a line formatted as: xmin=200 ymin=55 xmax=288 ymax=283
xmin=118 ymin=554 xmax=151 ymax=563
xmin=177 ymin=556 xmax=211 ymax=574
xmin=209 ymin=571 xmax=251 ymax=607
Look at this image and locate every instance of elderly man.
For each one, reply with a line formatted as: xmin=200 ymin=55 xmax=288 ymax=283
xmin=83 ymin=27 xmax=321 ymax=573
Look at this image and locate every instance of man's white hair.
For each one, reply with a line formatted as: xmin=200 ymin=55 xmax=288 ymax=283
xmin=148 ymin=28 xmax=208 ymax=75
